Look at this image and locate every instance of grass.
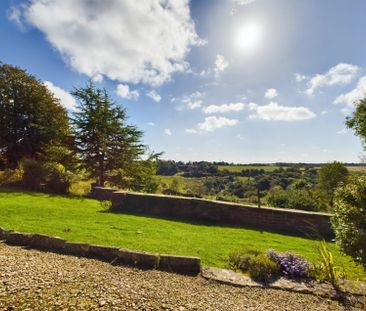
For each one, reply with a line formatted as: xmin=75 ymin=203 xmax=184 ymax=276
xmin=0 ymin=188 xmax=364 ymax=280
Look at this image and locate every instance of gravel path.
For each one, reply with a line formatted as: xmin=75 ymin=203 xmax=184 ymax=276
xmin=0 ymin=242 xmax=361 ymax=310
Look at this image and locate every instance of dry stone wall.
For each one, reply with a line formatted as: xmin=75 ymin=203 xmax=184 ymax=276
xmin=90 ymin=187 xmax=334 ymax=240
xmin=0 ymin=228 xmax=200 ymax=275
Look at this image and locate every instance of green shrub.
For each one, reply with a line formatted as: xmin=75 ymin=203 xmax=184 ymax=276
xmin=247 ymin=253 xmax=280 ymax=283
xmin=21 ymin=158 xmax=45 ymax=190
xmin=267 ymin=188 xmax=325 ymax=211
xmin=309 ymin=241 xmax=344 ymax=290
xmin=100 ymin=200 xmax=112 ymax=212
xmin=228 ymin=249 xmax=280 ymax=283
xmin=44 ymin=163 xmax=73 ymax=194
xmin=228 ymin=248 xmax=261 ymax=271
xmin=0 ymin=168 xmax=23 ymax=187
xmin=332 ymin=175 xmax=366 ymax=269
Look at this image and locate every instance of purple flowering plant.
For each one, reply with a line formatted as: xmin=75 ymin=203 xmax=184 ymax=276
xmin=266 ymin=249 xmax=309 ymax=278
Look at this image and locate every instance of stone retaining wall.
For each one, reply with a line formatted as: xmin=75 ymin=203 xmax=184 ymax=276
xmin=90 ymin=187 xmax=334 ymax=240
xmin=0 ymin=228 xmax=200 ymax=276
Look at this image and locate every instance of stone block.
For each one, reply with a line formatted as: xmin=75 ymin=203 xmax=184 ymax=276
xmin=88 ymin=244 xmax=119 ymax=261
xmin=64 ymin=242 xmax=90 ymax=257
xmin=117 ymin=249 xmax=158 ymax=269
xmin=29 ymin=234 xmax=65 ymax=250
xmin=6 ymin=232 xmax=33 ymax=246
xmin=159 ymin=254 xmax=201 ymax=275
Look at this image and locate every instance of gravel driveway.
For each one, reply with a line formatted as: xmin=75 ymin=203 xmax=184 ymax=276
xmin=0 ymin=242 xmax=361 ymax=310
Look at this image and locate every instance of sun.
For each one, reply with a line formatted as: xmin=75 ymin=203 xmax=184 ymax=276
xmin=235 ymin=21 xmax=262 ymax=53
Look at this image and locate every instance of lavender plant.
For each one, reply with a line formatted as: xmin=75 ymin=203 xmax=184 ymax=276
xmin=267 ymin=249 xmax=309 ymax=278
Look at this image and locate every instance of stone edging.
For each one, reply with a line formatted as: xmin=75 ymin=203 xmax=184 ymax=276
xmin=0 ymin=228 xmax=200 ymax=276
xmin=202 ymin=267 xmax=366 ymax=306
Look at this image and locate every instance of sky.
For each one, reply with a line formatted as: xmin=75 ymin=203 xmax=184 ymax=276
xmin=1 ymin=0 xmax=366 ymax=163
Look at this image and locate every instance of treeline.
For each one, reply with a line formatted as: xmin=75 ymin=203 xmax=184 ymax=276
xmin=0 ymin=62 xmax=159 ymax=194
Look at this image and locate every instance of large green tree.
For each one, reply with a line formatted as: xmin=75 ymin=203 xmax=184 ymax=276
xmin=0 ymin=63 xmax=70 ymax=168
xmin=317 ymin=161 xmax=348 ymax=206
xmin=346 ymin=97 xmax=366 ymax=146
xmin=71 ymin=82 xmax=145 ymax=186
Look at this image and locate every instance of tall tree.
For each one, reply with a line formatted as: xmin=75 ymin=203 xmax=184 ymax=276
xmin=71 ymin=82 xmax=145 ymax=186
xmin=0 ymin=63 xmax=70 ymax=168
xmin=346 ymin=97 xmax=366 ymax=147
xmin=317 ymin=161 xmax=348 ymax=206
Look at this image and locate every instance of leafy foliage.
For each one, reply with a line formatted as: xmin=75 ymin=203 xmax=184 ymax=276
xmin=228 ymin=249 xmax=281 ymax=283
xmin=317 ymin=162 xmax=348 ymax=206
xmin=332 ymin=175 xmax=366 ymax=269
xmin=71 ymin=82 xmax=145 ymax=186
xmin=267 ymin=188 xmax=325 ymax=211
xmin=310 ymin=241 xmax=344 ymax=290
xmin=0 ymin=63 xmax=70 ymax=168
xmin=247 ymin=253 xmax=280 ymax=283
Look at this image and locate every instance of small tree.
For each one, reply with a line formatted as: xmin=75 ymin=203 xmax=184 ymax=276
xmin=71 ymin=82 xmax=145 ymax=186
xmin=332 ymin=175 xmax=366 ymax=269
xmin=317 ymin=161 xmax=348 ymax=206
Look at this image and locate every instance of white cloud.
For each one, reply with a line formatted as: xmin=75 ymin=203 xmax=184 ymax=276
xmin=116 ymin=84 xmax=139 ymax=100
xmin=43 ymin=81 xmax=76 ymax=111
xmin=294 ymin=73 xmax=308 ymax=82
xmin=337 ymin=128 xmax=348 ymax=135
xmin=305 ymin=63 xmax=359 ymax=96
xmin=248 ymin=102 xmax=316 ymax=121
xmin=334 ymin=76 xmax=366 ymax=108
xmin=12 ymin=0 xmax=205 ymax=86
xmin=7 ymin=5 xmax=26 ymax=31
xmin=233 ymin=0 xmax=256 ymax=5
xmin=180 ymin=91 xmax=203 ymax=110
xmin=264 ymin=88 xmax=278 ymax=99
xmin=164 ymin=128 xmax=172 ymax=136
xmin=214 ymin=54 xmax=229 ymax=77
xmin=187 ymin=116 xmax=238 ymax=133
xmin=147 ymin=122 xmax=155 ymax=126
xmin=203 ymin=102 xmax=245 ymax=114
xmin=146 ymin=90 xmax=161 ymax=103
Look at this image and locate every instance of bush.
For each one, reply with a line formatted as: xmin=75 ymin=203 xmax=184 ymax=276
xmin=267 ymin=249 xmax=309 ymax=278
xmin=309 ymin=241 xmax=344 ymax=290
xmin=44 ymin=163 xmax=73 ymax=194
xmin=0 ymin=168 xmax=23 ymax=187
xmin=332 ymin=175 xmax=366 ymax=269
xmin=267 ymin=188 xmax=325 ymax=211
xmin=247 ymin=254 xmax=280 ymax=283
xmin=228 ymin=248 xmax=261 ymax=271
xmin=21 ymin=158 xmax=45 ymax=190
xmin=228 ymin=249 xmax=280 ymax=283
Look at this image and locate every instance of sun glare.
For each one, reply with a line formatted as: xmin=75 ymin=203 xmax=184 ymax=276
xmin=235 ymin=21 xmax=262 ymax=53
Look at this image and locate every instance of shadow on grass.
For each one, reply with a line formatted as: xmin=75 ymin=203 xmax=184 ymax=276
xmin=100 ymin=208 xmax=329 ymax=242
xmin=0 ymin=186 xmax=89 ymax=202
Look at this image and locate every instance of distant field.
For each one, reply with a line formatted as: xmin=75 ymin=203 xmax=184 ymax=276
xmin=345 ymin=166 xmax=366 ymax=173
xmin=219 ymin=164 xmax=366 ymax=174
xmin=218 ymin=165 xmax=287 ymax=172
xmin=156 ymin=175 xmax=204 ymax=191
xmin=0 ymin=188 xmax=364 ymax=280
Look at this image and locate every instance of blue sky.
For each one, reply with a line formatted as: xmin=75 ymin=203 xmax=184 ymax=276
xmin=1 ymin=0 xmax=366 ymax=163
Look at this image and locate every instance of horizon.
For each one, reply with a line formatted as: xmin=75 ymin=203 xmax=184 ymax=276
xmin=1 ymin=0 xmax=366 ymax=163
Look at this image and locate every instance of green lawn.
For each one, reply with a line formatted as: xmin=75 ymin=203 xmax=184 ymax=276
xmin=0 ymin=188 xmax=364 ymax=280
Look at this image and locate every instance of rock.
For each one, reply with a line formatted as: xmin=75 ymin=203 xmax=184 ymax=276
xmin=158 ymin=254 xmax=201 ymax=275
xmin=117 ymin=249 xmax=158 ymax=269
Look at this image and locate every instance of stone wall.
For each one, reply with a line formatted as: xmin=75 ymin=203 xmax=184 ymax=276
xmin=90 ymin=187 xmax=334 ymax=240
xmin=0 ymin=228 xmax=200 ymax=275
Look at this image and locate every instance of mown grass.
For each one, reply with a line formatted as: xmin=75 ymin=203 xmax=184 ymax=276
xmin=0 ymin=188 xmax=364 ymax=280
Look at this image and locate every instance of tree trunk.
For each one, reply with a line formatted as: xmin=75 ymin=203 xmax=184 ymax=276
xmin=98 ymin=153 xmax=105 ymax=187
